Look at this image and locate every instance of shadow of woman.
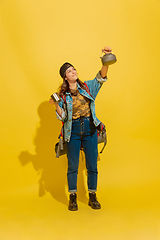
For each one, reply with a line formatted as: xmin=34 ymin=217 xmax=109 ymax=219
xmin=19 ymin=101 xmax=88 ymax=207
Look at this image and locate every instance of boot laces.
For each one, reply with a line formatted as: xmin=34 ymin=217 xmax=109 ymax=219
xmin=70 ymin=193 xmax=77 ymax=204
xmin=90 ymin=193 xmax=99 ymax=203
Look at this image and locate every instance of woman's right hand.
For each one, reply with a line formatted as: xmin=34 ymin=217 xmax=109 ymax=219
xmin=49 ymin=99 xmax=62 ymax=117
xmin=49 ymin=98 xmax=55 ymax=105
xmin=50 ymin=99 xmax=62 ymax=118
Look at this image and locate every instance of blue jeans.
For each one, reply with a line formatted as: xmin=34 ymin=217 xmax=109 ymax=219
xmin=66 ymin=117 xmax=98 ymax=193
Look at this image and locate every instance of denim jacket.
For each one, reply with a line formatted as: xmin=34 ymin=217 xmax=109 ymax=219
xmin=56 ymin=71 xmax=107 ymax=142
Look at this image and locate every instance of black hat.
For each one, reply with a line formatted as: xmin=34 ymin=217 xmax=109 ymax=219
xmin=59 ymin=62 xmax=74 ymax=78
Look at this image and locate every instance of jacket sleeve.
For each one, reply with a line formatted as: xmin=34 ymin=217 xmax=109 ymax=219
xmin=55 ymin=98 xmax=68 ymax=122
xmin=84 ymin=71 xmax=107 ymax=99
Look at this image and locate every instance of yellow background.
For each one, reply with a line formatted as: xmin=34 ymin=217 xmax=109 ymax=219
xmin=0 ymin=0 xmax=160 ymax=239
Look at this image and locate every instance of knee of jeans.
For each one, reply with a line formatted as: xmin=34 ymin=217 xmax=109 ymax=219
xmin=67 ymin=168 xmax=78 ymax=175
xmin=87 ymin=168 xmax=98 ymax=174
xmin=68 ymin=163 xmax=79 ymax=172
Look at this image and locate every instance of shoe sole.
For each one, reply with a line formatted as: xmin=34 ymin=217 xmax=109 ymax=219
xmin=88 ymin=202 xmax=101 ymax=210
xmin=68 ymin=207 xmax=78 ymax=211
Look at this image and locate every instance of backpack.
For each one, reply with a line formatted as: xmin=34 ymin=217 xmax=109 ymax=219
xmin=55 ymin=83 xmax=107 ymax=158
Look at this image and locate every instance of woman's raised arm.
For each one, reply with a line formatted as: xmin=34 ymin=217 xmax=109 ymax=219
xmin=100 ymin=46 xmax=112 ymax=78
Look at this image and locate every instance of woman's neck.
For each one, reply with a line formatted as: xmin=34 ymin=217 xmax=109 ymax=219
xmin=69 ymin=81 xmax=77 ymax=90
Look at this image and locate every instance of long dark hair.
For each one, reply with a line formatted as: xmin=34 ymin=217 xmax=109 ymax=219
xmin=58 ymin=76 xmax=87 ymax=97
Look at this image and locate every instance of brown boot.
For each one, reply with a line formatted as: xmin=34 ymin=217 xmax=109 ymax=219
xmin=68 ymin=193 xmax=78 ymax=211
xmin=88 ymin=192 xmax=101 ymax=209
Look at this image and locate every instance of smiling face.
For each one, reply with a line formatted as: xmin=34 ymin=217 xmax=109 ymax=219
xmin=65 ymin=66 xmax=78 ymax=83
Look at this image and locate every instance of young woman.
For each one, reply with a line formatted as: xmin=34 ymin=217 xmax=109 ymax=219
xmin=49 ymin=46 xmax=112 ymax=211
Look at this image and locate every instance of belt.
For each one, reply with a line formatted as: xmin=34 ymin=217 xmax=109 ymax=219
xmin=72 ymin=116 xmax=91 ymax=122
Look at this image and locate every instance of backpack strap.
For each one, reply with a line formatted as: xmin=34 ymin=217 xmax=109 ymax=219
xmin=84 ymin=82 xmax=95 ymax=100
xmin=84 ymin=82 xmax=90 ymax=95
xmin=97 ymin=122 xmax=107 ymax=154
xmin=61 ymin=93 xmax=66 ymax=103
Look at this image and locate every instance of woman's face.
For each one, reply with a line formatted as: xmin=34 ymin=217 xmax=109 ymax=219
xmin=65 ymin=66 xmax=77 ymax=83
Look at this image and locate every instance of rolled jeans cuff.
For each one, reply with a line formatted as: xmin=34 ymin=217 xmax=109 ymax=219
xmin=88 ymin=189 xmax=97 ymax=193
xmin=68 ymin=189 xmax=77 ymax=193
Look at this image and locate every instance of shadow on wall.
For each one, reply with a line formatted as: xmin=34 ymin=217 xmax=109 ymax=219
xmin=19 ymin=101 xmax=88 ymax=207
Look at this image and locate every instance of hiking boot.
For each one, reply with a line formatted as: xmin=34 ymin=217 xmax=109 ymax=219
xmin=88 ymin=192 xmax=101 ymax=209
xmin=68 ymin=193 xmax=78 ymax=211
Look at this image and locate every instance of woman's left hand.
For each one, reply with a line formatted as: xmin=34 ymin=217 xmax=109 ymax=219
xmin=102 ymin=46 xmax=112 ymax=54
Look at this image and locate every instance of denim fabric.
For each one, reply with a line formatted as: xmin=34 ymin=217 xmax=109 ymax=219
xmin=56 ymin=71 xmax=107 ymax=142
xmin=66 ymin=117 xmax=98 ymax=193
